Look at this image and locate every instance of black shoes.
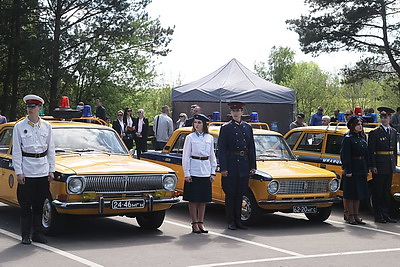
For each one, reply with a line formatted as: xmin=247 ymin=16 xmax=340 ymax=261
xmin=235 ymin=221 xmax=248 ymax=230
xmin=375 ymin=218 xmax=387 ymax=223
xmin=383 ymin=217 xmax=397 ymax=223
xmin=191 ymin=222 xmax=201 ymax=234
xmin=21 ymin=235 xmax=31 ymax=245
xmin=197 ymin=222 xmax=208 ymax=233
xmin=227 ymin=222 xmax=237 ymax=230
xmin=31 ymin=233 xmax=48 ymax=244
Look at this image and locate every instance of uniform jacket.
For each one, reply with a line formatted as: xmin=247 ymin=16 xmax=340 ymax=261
xmin=340 ymin=133 xmax=369 ymax=175
xmin=368 ymin=125 xmax=397 ymax=174
xmin=218 ymin=120 xmax=256 ymax=177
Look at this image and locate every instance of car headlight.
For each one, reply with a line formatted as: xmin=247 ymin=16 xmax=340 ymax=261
xmin=162 ymin=174 xmax=177 ymax=191
xmin=267 ymin=180 xmax=279 ymax=195
xmin=66 ymin=175 xmax=86 ymax=194
xmin=329 ymin=178 xmax=340 ymax=192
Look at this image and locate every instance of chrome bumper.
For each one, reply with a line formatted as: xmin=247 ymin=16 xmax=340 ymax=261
xmin=258 ymin=197 xmax=341 ymax=206
xmin=52 ymin=195 xmax=180 ymax=214
xmin=393 ymin=193 xmax=400 ymax=200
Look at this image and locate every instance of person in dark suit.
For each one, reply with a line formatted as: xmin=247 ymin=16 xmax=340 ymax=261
xmin=123 ymin=107 xmax=135 ymax=150
xmin=340 ymin=116 xmax=369 ymax=225
xmin=95 ymin=99 xmax=106 ymax=121
xmin=368 ymin=107 xmax=398 ymax=223
xmin=184 ymin=104 xmax=201 ymax=127
xmin=218 ymin=102 xmax=256 ymax=230
xmin=112 ymin=110 xmax=125 ymax=139
xmin=134 ymin=109 xmax=149 ymax=159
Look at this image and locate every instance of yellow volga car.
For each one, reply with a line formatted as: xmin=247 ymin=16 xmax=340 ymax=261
xmin=141 ymin=126 xmax=341 ymax=224
xmin=0 ymin=119 xmax=179 ymax=235
xmin=284 ymin=125 xmax=400 ymax=210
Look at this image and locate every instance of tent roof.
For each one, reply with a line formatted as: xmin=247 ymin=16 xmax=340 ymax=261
xmin=172 ymin=58 xmax=295 ymax=104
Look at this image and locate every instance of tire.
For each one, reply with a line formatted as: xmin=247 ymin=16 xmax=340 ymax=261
xmin=136 ymin=210 xmax=166 ymax=229
xmin=241 ymin=190 xmax=262 ymax=225
xmin=305 ymin=206 xmax=332 ymax=222
xmin=42 ymin=196 xmax=65 ymax=235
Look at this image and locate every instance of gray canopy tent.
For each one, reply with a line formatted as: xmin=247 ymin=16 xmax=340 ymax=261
xmin=172 ymin=58 xmax=296 ymax=133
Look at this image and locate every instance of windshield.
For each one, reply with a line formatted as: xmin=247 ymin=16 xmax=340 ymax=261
xmin=254 ymin=134 xmax=295 ymax=160
xmin=53 ymin=127 xmax=128 ymax=155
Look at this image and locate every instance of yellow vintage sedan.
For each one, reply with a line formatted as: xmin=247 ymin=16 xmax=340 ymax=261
xmin=0 ymin=119 xmax=179 ymax=235
xmin=141 ymin=126 xmax=340 ymax=225
xmin=284 ymin=125 xmax=400 ymax=212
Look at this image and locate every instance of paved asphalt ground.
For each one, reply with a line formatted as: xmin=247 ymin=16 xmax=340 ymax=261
xmin=0 ymin=201 xmax=399 ymax=267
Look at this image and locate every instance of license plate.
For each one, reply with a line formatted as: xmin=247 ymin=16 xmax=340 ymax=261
xmin=293 ymin=205 xmax=317 ymax=213
xmin=111 ymin=199 xmax=145 ymax=209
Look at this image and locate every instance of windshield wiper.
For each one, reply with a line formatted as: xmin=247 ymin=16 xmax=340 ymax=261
xmin=55 ymin=149 xmax=81 ymax=155
xmin=73 ymin=148 xmax=111 ymax=156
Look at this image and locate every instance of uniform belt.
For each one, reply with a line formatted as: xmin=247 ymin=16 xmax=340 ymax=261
xmin=191 ymin=156 xmax=209 ymax=160
xmin=229 ymin=150 xmax=248 ymax=156
xmin=375 ymin=151 xmax=393 ymax=155
xmin=352 ymin=156 xmax=364 ymax=160
xmin=22 ymin=150 xmax=48 ymax=158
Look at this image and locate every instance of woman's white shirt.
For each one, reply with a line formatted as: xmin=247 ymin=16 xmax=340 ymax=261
xmin=182 ymin=132 xmax=217 ymax=177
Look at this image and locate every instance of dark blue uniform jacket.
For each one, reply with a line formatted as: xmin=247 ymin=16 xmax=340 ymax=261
xmin=340 ymin=133 xmax=369 ymax=175
xmin=218 ymin=120 xmax=256 ymax=177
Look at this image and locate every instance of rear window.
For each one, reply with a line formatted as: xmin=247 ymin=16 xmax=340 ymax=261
xmin=325 ymin=134 xmax=344 ymax=155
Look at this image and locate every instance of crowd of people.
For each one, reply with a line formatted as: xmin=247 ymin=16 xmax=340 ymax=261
xmin=5 ymin=95 xmax=399 ymax=244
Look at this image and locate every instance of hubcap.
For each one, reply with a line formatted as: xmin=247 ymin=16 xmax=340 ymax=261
xmin=42 ymin=198 xmax=52 ymax=228
xmin=241 ymin=196 xmax=251 ymax=221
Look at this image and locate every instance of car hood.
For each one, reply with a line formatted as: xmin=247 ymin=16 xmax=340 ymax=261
xmin=256 ymin=160 xmax=336 ymax=179
xmin=55 ymin=154 xmax=173 ymax=175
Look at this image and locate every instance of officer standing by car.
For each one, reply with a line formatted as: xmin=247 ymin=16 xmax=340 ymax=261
xmin=218 ymin=102 xmax=256 ymax=230
xmin=12 ymin=94 xmax=55 ymax=244
xmin=368 ymin=107 xmax=397 ymax=223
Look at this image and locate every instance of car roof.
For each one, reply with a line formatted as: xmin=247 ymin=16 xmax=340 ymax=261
xmin=0 ymin=117 xmax=111 ymax=130
xmin=286 ymin=125 xmax=375 ymax=135
xmin=177 ymin=125 xmax=282 ymax=136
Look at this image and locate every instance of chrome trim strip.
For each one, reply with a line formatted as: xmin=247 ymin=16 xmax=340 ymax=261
xmin=258 ymin=197 xmax=341 ymax=206
xmin=393 ymin=193 xmax=400 ymax=200
xmin=52 ymin=197 xmax=180 ymax=209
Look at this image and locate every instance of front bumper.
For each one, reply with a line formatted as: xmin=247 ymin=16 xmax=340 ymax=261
xmin=52 ymin=195 xmax=180 ymax=214
xmin=258 ymin=197 xmax=341 ymax=206
xmin=393 ymin=193 xmax=400 ymax=200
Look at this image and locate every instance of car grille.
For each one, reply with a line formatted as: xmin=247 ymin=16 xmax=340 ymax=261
xmin=84 ymin=175 xmax=164 ymax=193
xmin=278 ymin=179 xmax=330 ymax=194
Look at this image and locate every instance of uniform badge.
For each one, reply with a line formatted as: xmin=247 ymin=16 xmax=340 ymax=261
xmin=24 ymin=129 xmax=27 ymax=134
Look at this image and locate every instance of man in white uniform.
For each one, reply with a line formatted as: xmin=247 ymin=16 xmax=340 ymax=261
xmin=12 ymin=94 xmax=55 ymax=244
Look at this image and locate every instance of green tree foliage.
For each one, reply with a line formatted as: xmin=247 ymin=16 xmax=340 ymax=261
xmin=0 ymin=0 xmax=174 ymax=120
xmin=286 ymin=0 xmax=400 ymax=81
xmin=255 ymin=46 xmax=295 ymax=84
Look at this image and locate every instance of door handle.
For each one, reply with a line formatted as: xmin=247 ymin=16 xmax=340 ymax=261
xmin=320 ymin=164 xmax=326 ymax=169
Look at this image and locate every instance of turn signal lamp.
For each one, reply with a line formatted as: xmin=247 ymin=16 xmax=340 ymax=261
xmin=82 ymin=105 xmax=93 ymax=117
xmin=59 ymin=96 xmax=70 ymax=108
xmin=251 ymin=112 xmax=259 ymax=122
xmin=212 ymin=111 xmax=221 ymax=121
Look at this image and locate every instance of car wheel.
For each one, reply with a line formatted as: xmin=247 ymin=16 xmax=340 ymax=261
xmin=136 ymin=210 xmax=165 ymax=229
xmin=305 ymin=206 xmax=332 ymax=222
xmin=241 ymin=190 xmax=262 ymax=225
xmin=42 ymin=196 xmax=65 ymax=235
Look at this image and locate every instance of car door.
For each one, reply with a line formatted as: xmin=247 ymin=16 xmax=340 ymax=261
xmin=0 ymin=127 xmax=18 ymax=206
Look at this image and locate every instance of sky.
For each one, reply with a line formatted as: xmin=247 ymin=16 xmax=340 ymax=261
xmin=147 ymin=0 xmax=361 ymax=85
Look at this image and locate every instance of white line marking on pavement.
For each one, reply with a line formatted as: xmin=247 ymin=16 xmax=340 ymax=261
xmin=164 ymin=220 xmax=303 ymax=256
xmin=188 ymin=247 xmax=400 ymax=267
xmin=0 ymin=228 xmax=104 ymax=267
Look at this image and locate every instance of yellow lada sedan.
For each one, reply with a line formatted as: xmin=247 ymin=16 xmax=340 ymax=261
xmin=0 ymin=119 xmax=179 ymax=235
xmin=141 ymin=126 xmax=340 ymax=225
xmin=284 ymin=125 xmax=400 ymax=212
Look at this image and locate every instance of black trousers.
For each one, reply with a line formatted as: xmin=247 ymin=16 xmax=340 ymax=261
xmin=134 ymin=136 xmax=147 ymax=159
xmin=123 ymin=137 xmax=134 ymax=150
xmin=372 ymin=173 xmax=393 ymax=219
xmin=17 ymin=176 xmax=49 ymax=236
xmin=222 ymin=175 xmax=249 ymax=223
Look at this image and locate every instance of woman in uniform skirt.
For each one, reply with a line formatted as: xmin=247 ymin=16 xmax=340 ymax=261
xmin=182 ymin=114 xmax=217 ymax=233
xmin=340 ymin=116 xmax=369 ymax=225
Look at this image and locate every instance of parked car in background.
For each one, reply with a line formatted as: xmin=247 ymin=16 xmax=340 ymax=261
xmin=284 ymin=125 xmax=400 ymax=213
xmin=0 ymin=118 xmax=179 ymax=235
xmin=141 ymin=125 xmax=341 ymax=225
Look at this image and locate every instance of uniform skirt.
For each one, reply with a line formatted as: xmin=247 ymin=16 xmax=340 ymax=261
xmin=183 ymin=176 xmax=212 ymax=202
xmin=342 ymin=174 xmax=369 ymax=200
